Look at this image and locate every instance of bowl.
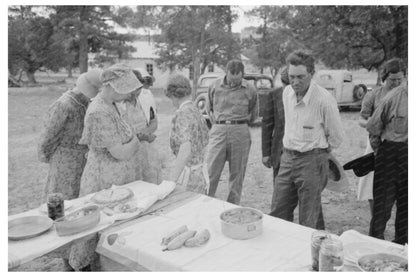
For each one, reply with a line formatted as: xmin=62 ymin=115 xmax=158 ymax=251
xmin=357 ymin=253 xmax=408 ymax=272
xmin=55 ymin=205 xmax=100 ymax=236
xmin=220 ymin=207 xmax=263 ymax=240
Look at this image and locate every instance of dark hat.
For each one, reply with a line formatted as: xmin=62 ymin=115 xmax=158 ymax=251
xmin=326 ymin=153 xmax=350 ymax=193
xmin=343 ymin=152 xmax=375 ymax=177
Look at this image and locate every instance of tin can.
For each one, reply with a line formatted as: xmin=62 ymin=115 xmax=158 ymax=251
xmin=319 ymin=237 xmax=344 ymax=271
xmin=47 ymin=193 xmax=64 ymax=220
xmin=311 ymin=230 xmax=330 ymax=271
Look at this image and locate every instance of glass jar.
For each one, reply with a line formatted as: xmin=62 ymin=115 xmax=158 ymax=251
xmin=311 ymin=230 xmax=330 ymax=271
xmin=319 ymin=237 xmax=344 ymax=272
xmin=47 ymin=193 xmax=64 ymax=220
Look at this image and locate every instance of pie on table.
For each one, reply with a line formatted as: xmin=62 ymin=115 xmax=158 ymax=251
xmin=91 ymin=187 xmax=134 ymax=207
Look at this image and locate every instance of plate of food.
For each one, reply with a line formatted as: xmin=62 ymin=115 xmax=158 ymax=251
xmin=55 ymin=205 xmax=100 ymax=236
xmin=9 ymin=216 xmax=54 ymax=240
xmin=357 ymin=253 xmax=408 ymax=272
xmin=90 ymin=187 xmax=134 ymax=208
xmin=38 ymin=200 xmax=73 ymax=214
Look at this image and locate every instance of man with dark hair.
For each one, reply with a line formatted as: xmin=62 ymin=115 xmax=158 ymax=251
xmin=367 ymin=82 xmax=408 ymax=245
xmin=270 ymin=50 xmax=344 ymax=229
xmin=261 ymin=66 xmax=289 ymax=214
xmin=205 ymin=59 xmax=258 ymax=204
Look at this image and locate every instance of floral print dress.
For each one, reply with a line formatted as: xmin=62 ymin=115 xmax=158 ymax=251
xmin=38 ymin=90 xmax=90 ymax=201
xmin=79 ymin=93 xmax=137 ymax=196
xmin=170 ymin=101 xmax=209 ymax=193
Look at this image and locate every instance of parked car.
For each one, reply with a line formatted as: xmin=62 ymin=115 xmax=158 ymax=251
xmin=194 ymin=72 xmax=274 ymax=128
xmin=313 ymin=70 xmax=369 ymax=109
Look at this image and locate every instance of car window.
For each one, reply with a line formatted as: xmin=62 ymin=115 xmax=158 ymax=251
xmin=256 ymin=79 xmax=272 ymax=89
xmin=200 ymin=77 xmax=219 ymax=87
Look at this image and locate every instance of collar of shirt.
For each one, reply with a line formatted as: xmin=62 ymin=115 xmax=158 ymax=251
xmin=220 ymin=76 xmax=248 ymax=89
xmin=287 ymin=80 xmax=315 ymax=107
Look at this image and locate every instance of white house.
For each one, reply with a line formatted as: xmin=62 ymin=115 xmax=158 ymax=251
xmin=112 ymin=38 xmax=252 ymax=89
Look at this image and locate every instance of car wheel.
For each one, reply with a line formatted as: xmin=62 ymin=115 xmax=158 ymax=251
xmin=353 ymin=84 xmax=367 ymax=101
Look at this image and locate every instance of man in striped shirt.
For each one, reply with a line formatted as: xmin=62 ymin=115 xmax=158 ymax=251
xmin=270 ymin=50 xmax=344 ymax=229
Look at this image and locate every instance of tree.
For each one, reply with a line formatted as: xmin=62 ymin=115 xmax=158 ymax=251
xmin=244 ymin=6 xmax=302 ymax=78
xmin=50 ymin=6 xmax=138 ymax=73
xmin=267 ymin=6 xmax=408 ymax=82
xmin=150 ymin=6 xmax=241 ymax=99
xmin=8 ymin=6 xmax=67 ymax=83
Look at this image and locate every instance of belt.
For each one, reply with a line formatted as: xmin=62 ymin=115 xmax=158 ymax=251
xmin=215 ymin=120 xmax=247 ymax=125
xmin=283 ymin=147 xmax=328 ymax=156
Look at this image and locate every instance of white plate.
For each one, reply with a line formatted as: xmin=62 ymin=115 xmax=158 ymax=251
xmin=344 ymin=242 xmax=388 ymax=263
xmin=38 ymin=200 xmax=73 ymax=214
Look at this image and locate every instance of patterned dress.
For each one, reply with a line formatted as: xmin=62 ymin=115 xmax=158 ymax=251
xmin=79 ymin=93 xmax=137 ymax=196
xmin=38 ymin=90 xmax=90 ymax=201
xmin=170 ymin=101 xmax=209 ymax=193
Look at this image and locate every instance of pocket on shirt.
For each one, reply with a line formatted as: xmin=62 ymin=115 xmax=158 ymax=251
xmin=231 ymin=98 xmax=249 ymax=115
xmin=392 ymin=116 xmax=407 ymax=134
xmin=302 ymin=125 xmax=316 ymax=142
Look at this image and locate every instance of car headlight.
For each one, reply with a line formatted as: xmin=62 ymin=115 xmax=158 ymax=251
xmin=197 ymin=99 xmax=205 ymax=110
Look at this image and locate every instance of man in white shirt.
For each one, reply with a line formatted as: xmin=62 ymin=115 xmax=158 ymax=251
xmin=269 ymin=50 xmax=344 ymax=229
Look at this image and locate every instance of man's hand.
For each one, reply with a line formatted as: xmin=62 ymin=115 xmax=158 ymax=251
xmin=137 ymin=133 xmax=157 ymax=143
xmin=262 ymin=156 xmax=272 ymax=168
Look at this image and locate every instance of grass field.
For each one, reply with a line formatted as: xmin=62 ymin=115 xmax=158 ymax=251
xmin=8 ymin=71 xmax=396 ymax=271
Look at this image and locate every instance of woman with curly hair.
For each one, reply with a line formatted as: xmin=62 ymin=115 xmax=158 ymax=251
xmin=165 ymin=74 xmax=210 ymax=194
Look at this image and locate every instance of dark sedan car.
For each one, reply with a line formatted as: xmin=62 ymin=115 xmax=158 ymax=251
xmin=194 ymin=72 xmax=274 ymax=128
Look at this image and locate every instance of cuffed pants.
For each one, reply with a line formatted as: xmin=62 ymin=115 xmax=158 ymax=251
xmin=206 ymin=124 xmax=251 ymax=205
xmin=370 ymin=140 xmax=408 ymax=245
xmin=270 ymin=149 xmax=328 ymax=229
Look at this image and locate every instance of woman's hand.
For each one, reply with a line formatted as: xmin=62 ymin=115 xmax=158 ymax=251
xmin=107 ymin=136 xmax=140 ymax=160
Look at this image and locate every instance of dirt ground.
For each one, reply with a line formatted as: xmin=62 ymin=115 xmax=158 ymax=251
xmin=8 ymin=76 xmax=395 ymax=271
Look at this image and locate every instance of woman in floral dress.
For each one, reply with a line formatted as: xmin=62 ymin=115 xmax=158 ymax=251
xmin=67 ymin=64 xmax=143 ymax=271
xmin=79 ymin=63 xmax=143 ymax=196
xmin=38 ymin=69 xmax=102 ymax=201
xmin=165 ymin=74 xmax=210 ymax=194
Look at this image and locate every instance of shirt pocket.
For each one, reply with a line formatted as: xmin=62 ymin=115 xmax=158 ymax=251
xmin=231 ymin=97 xmax=249 ymax=115
xmin=392 ymin=116 xmax=407 ymax=134
xmin=302 ymin=125 xmax=316 ymax=142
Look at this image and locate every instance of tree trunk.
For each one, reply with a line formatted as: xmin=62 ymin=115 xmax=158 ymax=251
xmin=26 ymin=70 xmax=37 ymax=84
xmin=78 ymin=6 xmax=89 ymax=73
xmin=67 ymin=65 xmax=73 ymax=78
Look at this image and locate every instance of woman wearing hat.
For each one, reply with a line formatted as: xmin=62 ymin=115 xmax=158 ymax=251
xmin=165 ymin=74 xmax=209 ymax=193
xmin=115 ymin=68 xmax=162 ymax=184
xmin=38 ymin=68 xmax=102 ymax=201
xmin=357 ymin=58 xmax=406 ymax=216
xmin=78 ymin=63 xmax=143 ymax=196
xmin=63 ymin=64 xmax=143 ymax=271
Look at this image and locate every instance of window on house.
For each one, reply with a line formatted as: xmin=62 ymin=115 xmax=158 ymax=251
xmin=189 ymin=65 xmax=194 ymax=80
xmin=208 ymin=64 xmax=214 ymax=72
xmin=146 ymin=64 xmax=153 ymax=76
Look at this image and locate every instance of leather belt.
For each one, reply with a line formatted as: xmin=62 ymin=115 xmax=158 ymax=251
xmin=215 ymin=120 xmax=247 ymax=125
xmin=283 ymin=148 xmax=329 ymax=156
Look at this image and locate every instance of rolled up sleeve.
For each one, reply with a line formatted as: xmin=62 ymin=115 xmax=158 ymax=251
xmin=367 ymin=100 xmax=390 ymax=137
xmin=323 ymin=99 xmax=344 ymax=149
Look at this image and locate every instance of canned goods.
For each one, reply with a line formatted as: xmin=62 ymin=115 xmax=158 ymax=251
xmin=47 ymin=193 xmax=64 ymax=220
xmin=319 ymin=237 xmax=344 ymax=271
xmin=311 ymin=230 xmax=330 ymax=271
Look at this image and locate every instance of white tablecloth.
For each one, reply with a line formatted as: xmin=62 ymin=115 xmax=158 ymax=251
xmin=96 ymin=195 xmax=319 ymax=271
xmin=8 ymin=180 xmax=175 ymax=269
